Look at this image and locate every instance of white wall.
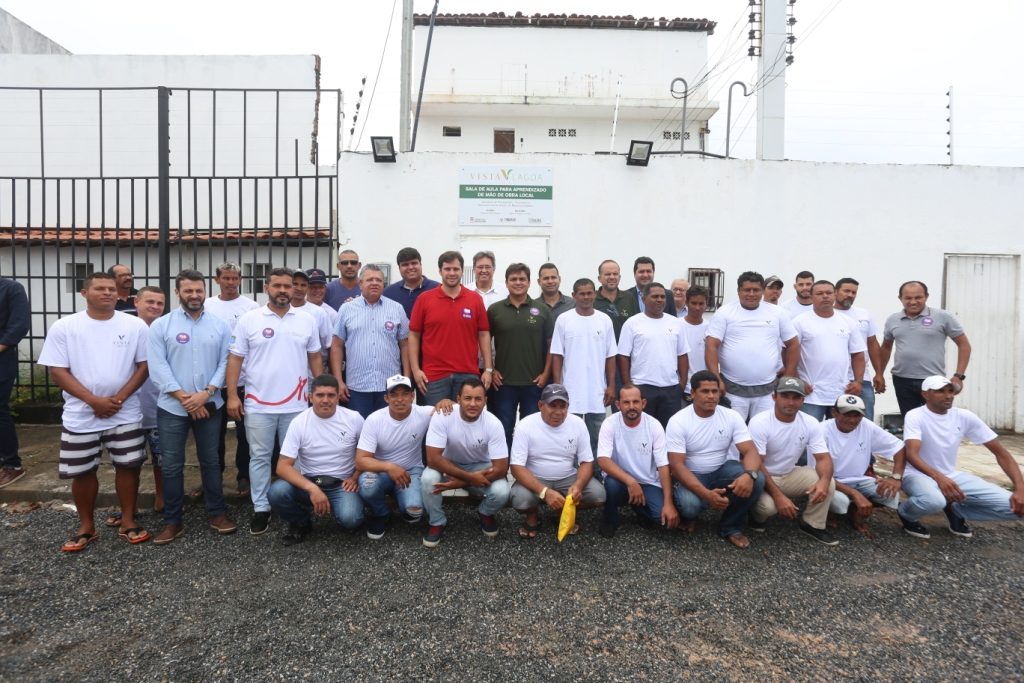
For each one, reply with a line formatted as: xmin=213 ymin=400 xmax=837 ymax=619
xmin=0 ymin=55 xmax=323 ymax=179
xmin=0 ymin=10 xmax=70 ymax=55
xmin=338 ymin=151 xmax=1024 ymax=428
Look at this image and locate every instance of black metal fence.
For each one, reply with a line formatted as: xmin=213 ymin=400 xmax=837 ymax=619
xmin=0 ymin=85 xmax=341 ymax=402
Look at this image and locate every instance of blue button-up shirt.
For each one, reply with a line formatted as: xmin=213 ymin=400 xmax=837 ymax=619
xmin=147 ymin=307 xmax=232 ymax=417
xmin=334 ymin=295 xmax=409 ymax=392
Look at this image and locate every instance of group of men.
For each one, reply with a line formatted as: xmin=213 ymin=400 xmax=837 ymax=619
xmin=15 ymin=245 xmax=1023 ymax=551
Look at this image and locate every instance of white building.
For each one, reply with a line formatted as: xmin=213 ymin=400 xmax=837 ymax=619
xmin=411 ymin=12 xmax=718 ymax=154
xmin=0 ymin=8 xmax=70 ymax=55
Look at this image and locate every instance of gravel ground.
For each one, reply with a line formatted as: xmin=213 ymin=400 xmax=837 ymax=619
xmin=1 ymin=501 xmax=1022 ymax=682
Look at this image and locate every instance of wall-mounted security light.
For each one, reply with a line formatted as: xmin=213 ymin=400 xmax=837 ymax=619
xmin=370 ymin=136 xmax=397 ymax=163
xmin=626 ymin=140 xmax=653 ymax=167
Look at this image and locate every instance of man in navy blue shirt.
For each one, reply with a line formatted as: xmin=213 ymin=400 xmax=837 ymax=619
xmin=0 ymin=277 xmax=29 ymax=488
xmin=324 ymin=248 xmax=362 ymax=310
xmin=382 ymin=246 xmax=439 ymax=319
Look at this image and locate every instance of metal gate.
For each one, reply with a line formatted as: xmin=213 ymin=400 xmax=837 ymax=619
xmin=0 ymin=85 xmax=341 ymax=402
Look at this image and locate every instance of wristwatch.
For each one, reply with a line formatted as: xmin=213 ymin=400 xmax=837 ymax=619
xmin=889 ymin=473 xmax=903 ymax=481
xmin=206 ymin=387 xmax=217 ymax=397
xmin=483 ymin=367 xmax=494 ymax=373
xmin=744 ymin=470 xmax=759 ymax=481
xmin=953 ymin=373 xmax=966 ymax=381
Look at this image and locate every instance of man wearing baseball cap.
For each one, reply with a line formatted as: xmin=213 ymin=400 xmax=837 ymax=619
xmin=893 ymin=375 xmax=1024 ymax=539
xmin=747 ymin=376 xmax=838 ymax=545
xmin=355 ymin=375 xmax=451 ymax=540
xmin=823 ymin=394 xmax=905 ymax=536
xmin=509 ymin=384 xmax=606 ymax=538
xmin=762 ymin=276 xmax=784 ymax=305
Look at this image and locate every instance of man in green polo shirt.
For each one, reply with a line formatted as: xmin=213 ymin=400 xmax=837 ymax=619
xmin=488 ymin=263 xmax=554 ymax=448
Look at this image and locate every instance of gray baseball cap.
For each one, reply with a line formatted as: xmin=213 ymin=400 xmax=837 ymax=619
xmin=834 ymin=394 xmax=866 ymax=415
xmin=540 ymin=384 xmax=570 ymax=404
xmin=775 ymin=376 xmax=808 ymax=396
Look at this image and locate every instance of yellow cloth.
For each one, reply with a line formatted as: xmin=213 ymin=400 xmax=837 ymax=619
xmin=557 ymin=494 xmax=576 ymax=542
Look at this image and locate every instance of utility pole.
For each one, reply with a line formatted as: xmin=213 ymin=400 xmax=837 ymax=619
xmin=399 ymin=0 xmax=414 ymax=151
xmin=755 ymin=0 xmax=787 ymax=160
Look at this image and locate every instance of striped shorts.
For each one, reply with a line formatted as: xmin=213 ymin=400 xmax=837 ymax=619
xmin=59 ymin=422 xmax=147 ymax=479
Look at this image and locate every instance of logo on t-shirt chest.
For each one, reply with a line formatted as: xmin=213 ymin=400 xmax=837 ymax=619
xmin=921 ymin=317 xmax=934 ymax=328
xmin=461 ymin=308 xmax=473 ymax=320
xmin=175 ymin=332 xmax=191 ymax=344
xmin=566 ymin=437 xmax=576 ymax=453
xmin=262 ymin=327 xmax=275 ymax=339
xmin=112 ymin=333 xmax=131 ymax=348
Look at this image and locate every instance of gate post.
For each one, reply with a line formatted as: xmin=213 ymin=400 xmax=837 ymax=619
xmin=157 ymin=87 xmax=171 ymax=296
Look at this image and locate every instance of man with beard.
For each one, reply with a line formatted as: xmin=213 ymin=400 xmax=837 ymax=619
xmin=782 ymin=270 xmax=815 ymax=318
xmin=147 ymin=270 xmax=235 ymax=544
xmin=324 ymin=248 xmax=362 ymax=310
xmin=833 ymin=277 xmax=885 ymax=421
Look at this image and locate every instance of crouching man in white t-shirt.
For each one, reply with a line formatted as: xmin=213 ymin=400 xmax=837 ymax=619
xmin=823 ymin=394 xmax=904 ymax=537
xmin=667 ymin=371 xmax=765 ymax=549
xmin=596 ymin=384 xmax=679 ymax=538
xmin=421 ymin=377 xmax=510 ymax=548
xmin=895 ymin=375 xmax=1024 ymax=540
xmin=268 ymin=375 xmax=365 ymax=545
xmin=748 ymin=377 xmax=839 ymax=546
xmin=509 ymin=384 xmax=607 ymax=538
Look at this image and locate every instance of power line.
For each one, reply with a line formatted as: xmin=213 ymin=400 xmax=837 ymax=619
xmin=354 ymin=0 xmax=399 ymax=151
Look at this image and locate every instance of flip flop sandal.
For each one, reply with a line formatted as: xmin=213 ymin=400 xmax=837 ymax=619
xmin=61 ymin=532 xmax=99 ymax=552
xmin=104 ymin=511 xmax=122 ymax=527
xmin=118 ymin=527 xmax=151 ymax=544
xmin=518 ymin=521 xmax=541 ymax=539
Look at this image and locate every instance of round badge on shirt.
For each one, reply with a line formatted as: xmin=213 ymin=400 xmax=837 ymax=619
xmin=262 ymin=327 xmax=275 ymax=338
xmin=529 ymin=307 xmax=540 ymax=316
xmin=384 ymin=320 xmax=395 ymax=331
xmin=175 ymin=332 xmax=190 ymax=344
xmin=921 ymin=317 xmax=934 ymax=327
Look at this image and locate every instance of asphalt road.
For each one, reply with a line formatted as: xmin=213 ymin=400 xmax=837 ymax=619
xmin=2 ymin=502 xmax=1022 ymax=681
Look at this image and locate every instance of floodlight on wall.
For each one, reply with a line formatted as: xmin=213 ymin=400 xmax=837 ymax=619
xmin=626 ymin=140 xmax=653 ymax=167
xmin=370 ymin=136 xmax=397 ymax=163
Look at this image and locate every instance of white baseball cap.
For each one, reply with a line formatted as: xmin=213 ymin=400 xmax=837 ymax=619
xmin=386 ymin=375 xmax=413 ymax=392
xmin=833 ymin=394 xmax=866 ymax=415
xmin=921 ymin=375 xmax=953 ymax=391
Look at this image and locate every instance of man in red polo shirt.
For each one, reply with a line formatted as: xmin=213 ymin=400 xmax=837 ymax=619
xmin=409 ymin=251 xmax=493 ymax=405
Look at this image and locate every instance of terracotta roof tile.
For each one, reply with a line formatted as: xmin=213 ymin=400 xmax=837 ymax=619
xmin=413 ymin=12 xmax=715 ymax=34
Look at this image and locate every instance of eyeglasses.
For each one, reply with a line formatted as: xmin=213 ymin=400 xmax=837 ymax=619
xmin=338 ymin=260 xmax=359 ymax=266
xmin=475 ymin=265 xmax=494 ymax=271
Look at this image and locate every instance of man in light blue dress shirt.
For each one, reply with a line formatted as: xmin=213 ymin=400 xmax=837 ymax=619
xmin=147 ymin=269 xmax=235 ymax=545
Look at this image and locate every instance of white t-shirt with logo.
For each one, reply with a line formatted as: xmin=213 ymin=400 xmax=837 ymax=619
xmin=280 ymin=406 xmax=364 ymax=479
xmin=292 ymin=302 xmax=334 ymax=363
xmin=510 ymin=412 xmax=593 ymax=481
xmin=204 ymin=296 xmax=260 ymax=387
xmin=837 ymin=305 xmax=877 ymax=382
xmin=38 ymin=311 xmax=149 ymax=432
xmin=680 ymin=318 xmax=709 ymax=393
xmin=617 ymin=313 xmax=690 ymax=387
xmin=792 ymin=311 xmax=866 ymax=406
xmin=706 ymin=301 xmax=797 ymax=387
xmin=748 ymin=410 xmax=829 ymax=476
xmin=596 ymin=412 xmax=668 ymax=487
xmin=903 ymin=406 xmax=997 ymax=477
xmin=823 ymin=418 xmax=902 ymax=485
xmin=425 ymin=406 xmax=508 ymax=466
xmin=357 ymin=405 xmax=435 ymax=471
xmin=229 ymin=306 xmax=320 ymax=414
xmin=783 ymin=298 xmax=813 ymax=318
xmin=665 ymin=405 xmax=751 ymax=474
xmin=550 ymin=309 xmax=616 ymax=414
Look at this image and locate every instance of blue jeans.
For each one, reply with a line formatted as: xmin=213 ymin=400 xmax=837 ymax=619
xmin=672 ymin=460 xmax=765 ymax=537
xmin=358 ymin=466 xmax=424 ymax=519
xmin=900 ymin=472 xmax=1022 ymax=523
xmin=830 ymin=478 xmax=897 ymax=514
xmin=157 ymin=407 xmax=226 ymax=525
xmin=603 ymin=476 xmax=665 ymax=527
xmin=637 ymin=383 xmax=682 ymax=428
xmin=268 ymin=479 xmax=364 ymax=529
xmin=347 ymin=390 xmax=387 ymax=419
xmin=799 ymin=403 xmax=831 ymax=421
xmin=246 ymin=411 xmax=301 ymax=512
xmin=494 ymin=384 xmax=542 ymax=448
xmin=420 ymin=462 xmax=510 ymax=526
xmin=426 ymin=373 xmax=480 ymax=406
xmin=859 ymin=383 xmax=876 ymax=422
xmin=219 ymin=387 xmax=250 ymax=482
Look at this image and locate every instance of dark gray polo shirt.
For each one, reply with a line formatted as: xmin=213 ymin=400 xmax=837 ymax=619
xmin=883 ymin=306 xmax=964 ymax=379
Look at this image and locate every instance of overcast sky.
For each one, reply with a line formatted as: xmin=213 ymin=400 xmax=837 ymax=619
xmin=3 ymin=0 xmax=1022 ymax=166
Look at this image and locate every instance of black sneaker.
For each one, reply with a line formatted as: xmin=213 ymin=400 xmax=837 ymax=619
xmin=479 ymin=513 xmax=499 ymax=538
xmin=598 ymin=521 xmax=618 ymax=539
xmin=944 ymin=504 xmax=973 ymax=538
xmin=366 ymin=515 xmax=387 ymax=540
xmin=401 ymin=510 xmax=422 ymax=524
xmin=249 ymin=511 xmax=271 ymax=536
xmin=422 ymin=524 xmax=445 ymax=548
xmin=747 ymin=515 xmax=767 ymax=533
xmin=898 ymin=511 xmax=931 ymax=539
xmin=799 ymin=521 xmax=839 ymax=546
xmin=282 ymin=522 xmax=312 ymax=546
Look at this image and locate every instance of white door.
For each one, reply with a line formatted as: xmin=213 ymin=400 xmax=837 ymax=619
xmin=943 ymin=253 xmax=1019 ymax=430
xmin=459 ymin=235 xmax=549 ymax=287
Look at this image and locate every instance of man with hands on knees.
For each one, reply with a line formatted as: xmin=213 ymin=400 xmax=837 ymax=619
xmin=420 ymin=377 xmax=510 ymax=548
xmin=596 ymin=384 xmax=679 ymax=538
xmin=509 ymin=384 xmax=607 ymax=538
xmin=747 ymin=376 xmax=838 ymax=546
xmin=667 ymin=371 xmax=765 ymax=548
xmin=895 ymin=376 xmax=1024 ymax=539
xmin=269 ymin=375 xmax=365 ymax=545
